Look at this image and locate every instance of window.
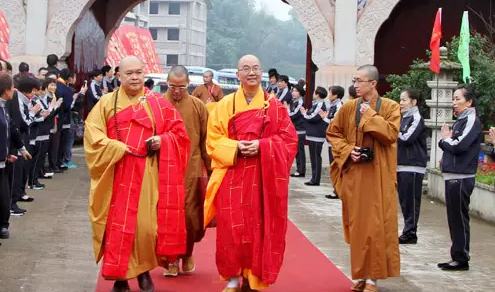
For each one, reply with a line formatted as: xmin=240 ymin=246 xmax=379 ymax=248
xmin=149 ymin=28 xmax=158 ymax=40
xmin=167 ymin=28 xmax=180 ymax=41
xmin=169 ymin=3 xmax=181 ymax=15
xmin=167 ymin=55 xmax=179 ymax=66
xmin=149 ymin=2 xmax=159 ymax=14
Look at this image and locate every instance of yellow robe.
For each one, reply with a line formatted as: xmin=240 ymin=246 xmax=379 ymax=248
xmin=84 ymin=89 xmax=162 ymax=279
xmin=204 ymin=87 xmax=270 ymax=290
xmin=165 ymin=92 xmax=210 ymax=254
xmin=327 ymin=96 xmax=401 ymax=280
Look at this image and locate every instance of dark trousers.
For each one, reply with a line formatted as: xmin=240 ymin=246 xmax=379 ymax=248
xmin=296 ymin=134 xmax=306 ymax=175
xmin=308 ymin=140 xmax=323 ymax=184
xmin=445 ymin=177 xmax=474 ymax=263
xmin=48 ymin=131 xmax=60 ymax=169
xmin=58 ymin=127 xmax=70 ymax=166
xmin=26 ymin=141 xmax=40 ymax=186
xmin=397 ymin=172 xmax=424 ymax=236
xmin=0 ymin=167 xmax=10 ymax=229
xmin=31 ymin=140 xmax=49 ymax=182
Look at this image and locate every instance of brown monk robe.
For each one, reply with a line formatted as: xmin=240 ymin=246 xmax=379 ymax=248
xmin=192 ymin=70 xmax=224 ymax=104
xmin=163 ymin=65 xmax=211 ymax=277
xmin=327 ymin=65 xmax=400 ymax=292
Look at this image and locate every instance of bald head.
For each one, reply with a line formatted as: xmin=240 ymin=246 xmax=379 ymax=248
xmin=167 ymin=65 xmax=189 ymax=81
xmin=118 ymin=56 xmax=145 ymax=97
xmin=238 ymin=55 xmax=260 ymax=69
xmin=356 ymin=65 xmax=379 ymax=81
xmin=119 ymin=56 xmax=143 ymax=71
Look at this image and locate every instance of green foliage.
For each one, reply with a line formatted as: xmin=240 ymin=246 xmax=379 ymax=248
xmin=386 ymin=60 xmax=433 ymax=118
xmin=386 ymin=33 xmax=495 ymax=128
xmin=206 ymin=0 xmax=307 ymax=79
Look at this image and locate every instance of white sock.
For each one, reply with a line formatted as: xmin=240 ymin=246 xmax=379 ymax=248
xmin=21 ymin=195 xmax=30 ymax=199
xmin=366 ymin=279 xmax=377 ymax=285
xmin=227 ymin=277 xmax=240 ymax=288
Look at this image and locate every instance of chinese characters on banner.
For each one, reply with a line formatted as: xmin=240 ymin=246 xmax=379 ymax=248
xmin=0 ymin=10 xmax=10 ymax=60
xmin=106 ymin=25 xmax=163 ymax=74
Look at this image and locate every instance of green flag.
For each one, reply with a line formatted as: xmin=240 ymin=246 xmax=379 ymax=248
xmin=458 ymin=11 xmax=471 ymax=83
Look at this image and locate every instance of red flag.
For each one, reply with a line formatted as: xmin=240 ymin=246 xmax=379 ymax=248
xmin=430 ymin=8 xmax=442 ymax=74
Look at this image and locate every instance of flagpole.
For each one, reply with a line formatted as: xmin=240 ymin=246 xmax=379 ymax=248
xmin=434 ymin=72 xmax=440 ymax=168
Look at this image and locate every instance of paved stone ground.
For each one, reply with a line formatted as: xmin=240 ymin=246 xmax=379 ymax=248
xmin=0 ymin=147 xmax=494 ymax=292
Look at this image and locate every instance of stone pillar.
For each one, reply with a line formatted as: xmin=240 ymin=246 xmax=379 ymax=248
xmin=424 ymin=47 xmax=461 ymax=169
xmin=25 ymin=0 xmax=48 ymax=56
xmin=334 ymin=0 xmax=357 ymax=66
xmin=314 ymin=0 xmax=357 ymax=99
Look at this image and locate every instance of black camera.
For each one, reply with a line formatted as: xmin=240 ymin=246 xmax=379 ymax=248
xmin=357 ymin=147 xmax=373 ymax=163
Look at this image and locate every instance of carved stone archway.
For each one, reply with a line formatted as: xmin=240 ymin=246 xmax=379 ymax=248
xmin=0 ymin=0 xmax=26 ymax=55
xmin=355 ymin=0 xmax=401 ymax=66
xmin=44 ymin=0 xmax=334 ymax=68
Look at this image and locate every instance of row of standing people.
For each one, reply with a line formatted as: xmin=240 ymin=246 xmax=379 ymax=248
xmin=0 ymin=56 xmax=86 ymax=243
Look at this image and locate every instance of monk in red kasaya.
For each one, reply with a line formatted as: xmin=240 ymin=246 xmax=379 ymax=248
xmin=204 ymin=54 xmax=298 ymax=292
xmin=84 ymin=56 xmax=190 ymax=292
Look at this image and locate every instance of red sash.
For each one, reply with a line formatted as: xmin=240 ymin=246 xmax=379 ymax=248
xmin=102 ymin=90 xmax=189 ymax=279
xmin=215 ymin=97 xmax=297 ymax=284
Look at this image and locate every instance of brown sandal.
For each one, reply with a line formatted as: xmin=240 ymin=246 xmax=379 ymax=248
xmin=351 ymin=280 xmax=366 ymax=291
xmin=363 ymin=283 xmax=379 ymax=292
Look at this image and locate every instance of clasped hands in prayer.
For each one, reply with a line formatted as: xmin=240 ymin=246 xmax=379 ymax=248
xmin=238 ymin=140 xmax=260 ymax=157
xmin=125 ymin=136 xmax=162 ymax=154
xmin=441 ymin=123 xmax=453 ymax=139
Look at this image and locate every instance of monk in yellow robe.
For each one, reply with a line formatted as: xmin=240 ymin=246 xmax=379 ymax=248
xmin=162 ymin=65 xmax=211 ymax=277
xmin=327 ymin=65 xmax=401 ymax=292
xmin=84 ymin=57 xmax=190 ymax=292
xmin=204 ymin=55 xmax=298 ymax=292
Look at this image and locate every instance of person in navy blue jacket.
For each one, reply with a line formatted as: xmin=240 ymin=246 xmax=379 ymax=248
xmin=301 ymin=86 xmax=328 ymax=186
xmin=55 ymin=69 xmax=76 ymax=169
xmin=276 ymin=75 xmax=292 ymax=105
xmin=288 ymin=85 xmax=306 ymax=177
xmin=0 ymin=74 xmax=31 ymax=241
xmin=438 ymin=84 xmax=481 ymax=271
xmin=397 ymin=89 xmax=428 ymax=244
xmin=321 ymin=86 xmax=344 ymax=199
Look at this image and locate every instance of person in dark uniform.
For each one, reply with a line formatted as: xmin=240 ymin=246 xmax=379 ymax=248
xmin=288 ymin=85 xmax=306 ymax=177
xmin=276 ymin=75 xmax=292 ymax=105
xmin=438 ymin=84 xmax=481 ymax=271
xmin=0 ymin=74 xmax=31 ymax=241
xmin=301 ymin=86 xmax=328 ymax=186
xmin=397 ymin=89 xmax=427 ymax=244
xmin=321 ymin=85 xmax=344 ymax=199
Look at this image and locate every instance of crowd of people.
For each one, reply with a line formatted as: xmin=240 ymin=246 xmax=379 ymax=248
xmin=0 ymin=51 xmax=491 ymax=292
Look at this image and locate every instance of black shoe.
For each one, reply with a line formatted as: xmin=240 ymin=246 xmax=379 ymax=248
xmin=290 ymin=173 xmax=305 ymax=177
xmin=439 ymin=261 xmax=469 ymax=271
xmin=304 ymin=181 xmax=320 ymax=186
xmin=325 ymin=194 xmax=339 ymax=199
xmin=399 ymin=233 xmax=418 ymax=244
xmin=10 ymin=204 xmax=26 ymax=216
xmin=28 ymin=183 xmax=44 ymax=190
xmin=19 ymin=195 xmax=34 ymax=202
xmin=0 ymin=228 xmax=10 ymax=239
xmin=49 ymin=167 xmax=63 ymax=173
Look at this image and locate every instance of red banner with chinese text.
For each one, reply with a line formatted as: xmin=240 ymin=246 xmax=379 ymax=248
xmin=0 ymin=10 xmax=10 ymax=60
xmin=106 ymin=25 xmax=162 ymax=74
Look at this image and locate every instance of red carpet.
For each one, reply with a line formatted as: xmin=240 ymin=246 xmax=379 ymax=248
xmin=95 ymin=221 xmax=352 ymax=292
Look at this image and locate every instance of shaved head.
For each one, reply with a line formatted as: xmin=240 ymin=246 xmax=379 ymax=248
xmin=238 ymin=55 xmax=260 ymax=69
xmin=168 ymin=65 xmax=189 ymax=81
xmin=118 ymin=56 xmax=145 ymax=97
xmin=237 ymin=54 xmax=262 ymax=89
xmin=356 ymin=65 xmax=379 ymax=81
xmin=119 ymin=56 xmax=143 ymax=71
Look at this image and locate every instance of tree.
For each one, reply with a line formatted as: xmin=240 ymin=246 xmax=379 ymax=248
xmin=206 ymin=0 xmax=307 ymax=78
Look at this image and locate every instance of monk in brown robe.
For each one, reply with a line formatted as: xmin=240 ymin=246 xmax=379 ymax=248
xmin=327 ymin=65 xmax=401 ymax=292
xmin=161 ymin=65 xmax=211 ymax=277
xmin=192 ymin=70 xmax=223 ymax=106
xmin=85 ymin=56 xmax=190 ymax=292
xmin=204 ymin=55 xmax=298 ymax=292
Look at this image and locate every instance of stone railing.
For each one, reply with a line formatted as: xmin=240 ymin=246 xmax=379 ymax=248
xmin=427 ymin=169 xmax=495 ymax=224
